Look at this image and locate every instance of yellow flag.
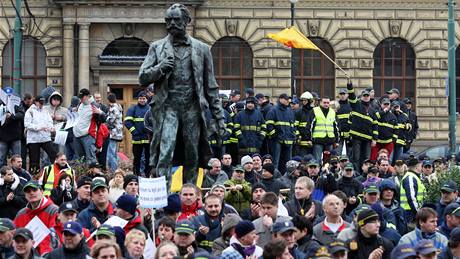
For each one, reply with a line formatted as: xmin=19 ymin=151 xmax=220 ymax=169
xmin=170 ymin=166 xmax=204 ymax=193
xmin=267 ymin=26 xmax=319 ymax=50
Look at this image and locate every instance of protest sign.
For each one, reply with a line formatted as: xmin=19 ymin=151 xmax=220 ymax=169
xmin=25 ymin=216 xmax=51 ymax=248
xmin=139 ymin=176 xmax=168 ymax=209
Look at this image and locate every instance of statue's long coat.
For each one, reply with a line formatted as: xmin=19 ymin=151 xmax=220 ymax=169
xmin=139 ymin=34 xmax=224 ymax=169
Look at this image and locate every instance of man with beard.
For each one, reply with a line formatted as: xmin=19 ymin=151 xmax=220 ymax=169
xmin=46 ymin=221 xmax=90 ymax=259
xmin=39 ymin=153 xmax=74 ymax=197
xmin=139 ymin=3 xmax=225 ymax=182
xmin=191 ymin=194 xmax=224 ymax=252
xmin=343 ymin=209 xmax=393 ymax=259
xmin=312 ymin=194 xmax=350 ymax=245
xmin=9 ymin=156 xmax=30 ymax=186
xmin=284 ymin=176 xmax=323 ymax=222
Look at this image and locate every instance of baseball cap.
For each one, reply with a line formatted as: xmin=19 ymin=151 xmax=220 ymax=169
xmin=391 ymin=100 xmax=401 ymax=107
xmin=361 ymin=89 xmax=370 ymax=96
xmin=175 ymin=220 xmax=195 ymax=235
xmin=23 ymin=180 xmax=41 ymax=192
xmin=96 ymin=224 xmax=115 ymax=237
xmin=255 ymin=93 xmax=264 ymax=100
xmin=329 ymin=241 xmax=348 ymax=254
xmin=444 ymin=203 xmax=460 ymax=217
xmin=387 ymin=88 xmax=400 ymax=95
xmin=450 ymin=227 xmax=460 ymax=242
xmin=78 ymin=88 xmax=90 ymax=98
xmin=91 ymin=179 xmax=108 ymax=192
xmin=364 ymin=185 xmax=380 ymax=194
xmin=89 ymin=161 xmax=103 ymax=169
xmin=309 ymin=247 xmax=332 ymax=259
xmin=245 ymin=97 xmax=256 ymax=104
xmin=63 ymin=221 xmax=83 ymax=235
xmin=344 ymin=163 xmax=354 ymax=170
xmin=0 ymin=218 xmax=15 ymax=232
xmin=339 ymin=155 xmax=349 ymax=161
xmin=338 ymin=89 xmax=347 ymax=94
xmin=403 ymin=98 xmax=412 ymax=104
xmin=381 ymin=98 xmax=390 ymax=104
xmin=422 ymin=160 xmax=432 ymax=167
xmin=390 ymin=244 xmax=416 ymax=259
xmin=14 ymin=228 xmax=33 ymax=240
xmin=414 ymin=239 xmax=437 ymax=256
xmin=271 ymin=220 xmax=296 ymax=234
xmin=234 ymin=165 xmax=244 ymax=172
xmin=59 ymin=202 xmax=78 ymax=213
xmin=279 ymin=93 xmax=289 ymax=100
xmin=441 ymin=180 xmax=458 ymax=193
xmin=308 ymin=159 xmax=319 ymax=167
xmin=34 ymin=95 xmax=45 ymax=102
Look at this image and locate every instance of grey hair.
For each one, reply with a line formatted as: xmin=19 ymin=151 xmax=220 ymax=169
xmin=167 ymin=3 xmax=192 ymax=24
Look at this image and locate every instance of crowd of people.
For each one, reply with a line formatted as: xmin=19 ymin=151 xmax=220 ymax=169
xmin=0 ymin=81 xmax=458 ymax=259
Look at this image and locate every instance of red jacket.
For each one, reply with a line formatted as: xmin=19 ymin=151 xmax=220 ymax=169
xmin=177 ymin=201 xmax=201 ymax=221
xmin=54 ymin=221 xmax=94 ymax=248
xmin=124 ymin=212 xmax=143 ymax=234
xmin=14 ymin=198 xmax=59 ymax=256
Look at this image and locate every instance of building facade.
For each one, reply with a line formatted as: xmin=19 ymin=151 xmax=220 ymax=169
xmin=0 ymin=0 xmax=456 ymax=149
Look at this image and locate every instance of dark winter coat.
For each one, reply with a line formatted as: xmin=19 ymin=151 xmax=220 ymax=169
xmin=46 ymin=238 xmax=91 ymax=259
xmin=0 ymin=175 xmax=27 ymax=220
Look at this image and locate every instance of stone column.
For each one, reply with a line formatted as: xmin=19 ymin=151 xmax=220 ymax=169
xmin=63 ymin=23 xmax=74 ymax=106
xmin=78 ymin=23 xmax=90 ymax=91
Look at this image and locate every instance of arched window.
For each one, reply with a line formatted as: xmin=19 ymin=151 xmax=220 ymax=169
xmin=100 ymin=37 xmax=149 ymax=65
xmin=2 ymin=37 xmax=46 ymax=95
xmin=211 ymin=37 xmax=253 ymax=92
xmin=373 ymin=38 xmax=416 ymax=100
xmin=293 ymin=37 xmax=335 ymax=98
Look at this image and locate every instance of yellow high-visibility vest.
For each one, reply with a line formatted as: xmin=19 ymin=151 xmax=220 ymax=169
xmin=312 ymin=107 xmax=336 ymax=139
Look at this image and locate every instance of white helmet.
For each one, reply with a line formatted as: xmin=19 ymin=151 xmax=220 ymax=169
xmin=300 ymin=91 xmax=314 ymax=100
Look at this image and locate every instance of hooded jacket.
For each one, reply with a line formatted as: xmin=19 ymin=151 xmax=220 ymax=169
xmin=0 ymin=97 xmax=25 ymax=142
xmin=106 ymin=102 xmax=123 ymax=141
xmin=24 ymin=104 xmax=53 ymax=144
xmin=77 ymin=201 xmax=115 ymax=232
xmin=43 ymin=91 xmax=67 ymax=126
xmin=14 ymin=197 xmax=59 ymax=256
xmin=0 ymin=173 xmax=26 ymax=219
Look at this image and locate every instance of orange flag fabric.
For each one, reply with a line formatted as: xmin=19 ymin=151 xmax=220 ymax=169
xmin=267 ymin=26 xmax=319 ymax=50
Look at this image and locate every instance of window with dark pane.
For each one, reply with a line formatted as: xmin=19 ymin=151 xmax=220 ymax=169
xmin=1 ymin=37 xmax=46 ymax=96
xmin=211 ymin=37 xmax=253 ymax=92
xmin=293 ymin=37 xmax=335 ymax=98
xmin=373 ymin=37 xmax=416 ymax=102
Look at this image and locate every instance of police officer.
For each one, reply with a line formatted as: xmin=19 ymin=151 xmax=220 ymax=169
xmin=336 ymin=88 xmax=352 ymax=157
xmin=392 ymin=101 xmax=410 ymax=165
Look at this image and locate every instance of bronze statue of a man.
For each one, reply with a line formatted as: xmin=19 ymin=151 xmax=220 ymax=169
xmin=139 ymin=3 xmax=225 ymax=183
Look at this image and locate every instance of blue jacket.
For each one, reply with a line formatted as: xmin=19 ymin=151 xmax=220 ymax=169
xmin=234 ymin=108 xmax=266 ymax=150
xmin=398 ymin=228 xmax=448 ymax=251
xmin=290 ymin=246 xmax=306 ymax=259
xmin=191 ymin=212 xmax=224 ymax=252
xmin=77 ymin=202 xmax=115 ymax=232
xmin=266 ymin=103 xmax=297 ymax=144
xmin=124 ymin=103 xmax=149 ymax=143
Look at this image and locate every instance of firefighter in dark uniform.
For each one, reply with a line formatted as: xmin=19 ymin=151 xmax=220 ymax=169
xmin=370 ymin=97 xmax=398 ymax=161
xmin=336 ymin=88 xmax=352 ymax=157
xmin=347 ymin=82 xmax=378 ymax=172
xmin=403 ymin=98 xmax=418 ymax=153
xmin=295 ymin=91 xmax=315 ymax=157
xmin=392 ymin=101 xmax=410 ymax=165
xmin=233 ymin=97 xmax=266 ymax=157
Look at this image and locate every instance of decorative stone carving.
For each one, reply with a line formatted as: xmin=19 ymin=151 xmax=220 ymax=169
xmin=48 ymin=77 xmax=61 ymax=86
xmin=389 ymin=20 xmax=402 ymax=37
xmin=441 ymin=60 xmax=448 ymax=70
xmin=359 ymin=59 xmax=373 ymax=68
xmin=254 ymin=58 xmax=268 ymax=68
xmin=46 ymin=57 xmax=62 ymax=67
xmin=123 ymin=23 xmax=135 ymax=36
xmin=337 ymin=59 xmax=349 ymax=68
xmin=278 ymin=59 xmax=290 ymax=68
xmin=417 ymin=60 xmax=430 ymax=70
xmin=307 ymin=20 xmax=319 ymax=37
xmin=225 ymin=20 xmax=237 ymax=36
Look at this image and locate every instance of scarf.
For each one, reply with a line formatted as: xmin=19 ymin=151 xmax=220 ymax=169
xmin=231 ymin=242 xmax=256 ymax=258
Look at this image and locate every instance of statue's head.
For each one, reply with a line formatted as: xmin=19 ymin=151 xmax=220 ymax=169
xmin=165 ymin=3 xmax=191 ymax=37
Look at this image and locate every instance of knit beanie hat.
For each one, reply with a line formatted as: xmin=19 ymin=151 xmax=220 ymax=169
xmin=235 ymin=220 xmax=255 ymax=238
xmin=357 ymin=209 xmax=379 ymax=227
xmin=164 ymin=193 xmax=181 ymax=213
xmin=123 ymin=174 xmax=138 ymax=190
xmin=252 ymin=182 xmax=267 ymax=193
xmin=222 ymin=213 xmax=242 ymax=235
xmin=262 ymin=163 xmax=275 ymax=175
xmin=115 ymin=194 xmax=137 ymax=216
xmin=77 ymin=176 xmax=92 ymax=188
xmin=210 ymin=184 xmax=226 ymax=196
